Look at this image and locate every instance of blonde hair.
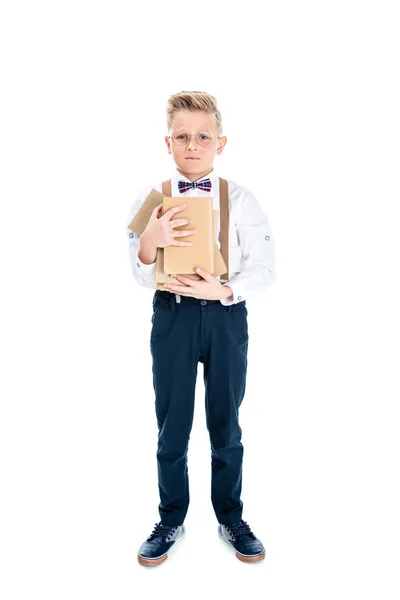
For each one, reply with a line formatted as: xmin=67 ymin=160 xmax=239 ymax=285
xmin=166 ymin=91 xmax=223 ymax=136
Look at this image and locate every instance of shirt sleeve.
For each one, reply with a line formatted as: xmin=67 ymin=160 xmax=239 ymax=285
xmin=220 ymin=189 xmax=276 ymax=306
xmin=126 ymin=187 xmax=157 ymax=289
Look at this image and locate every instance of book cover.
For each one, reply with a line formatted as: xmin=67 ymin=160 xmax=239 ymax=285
xmin=162 ymin=196 xmax=214 ymax=275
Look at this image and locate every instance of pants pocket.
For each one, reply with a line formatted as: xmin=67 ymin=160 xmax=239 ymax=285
xmin=239 ymin=302 xmax=248 ymax=317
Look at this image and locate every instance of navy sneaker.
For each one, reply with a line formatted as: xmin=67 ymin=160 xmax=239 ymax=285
xmin=137 ymin=522 xmax=185 ymax=567
xmin=218 ymin=519 xmax=265 ymax=562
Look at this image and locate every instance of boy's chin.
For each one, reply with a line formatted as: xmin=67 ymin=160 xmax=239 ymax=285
xmin=177 ymin=161 xmax=206 ymax=171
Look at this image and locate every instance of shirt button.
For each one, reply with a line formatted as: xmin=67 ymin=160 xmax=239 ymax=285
xmin=129 ymin=232 xmax=134 ymax=238
xmin=265 ymin=235 xmax=270 ymax=240
xmin=238 ymin=296 xmax=242 ymax=301
xmin=137 ymin=262 xmax=140 ymax=267
xmin=200 ymin=300 xmax=207 ymax=306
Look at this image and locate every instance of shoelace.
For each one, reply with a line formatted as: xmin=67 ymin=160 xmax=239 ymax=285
xmin=147 ymin=522 xmax=177 ymax=541
xmin=226 ymin=519 xmax=254 ymax=540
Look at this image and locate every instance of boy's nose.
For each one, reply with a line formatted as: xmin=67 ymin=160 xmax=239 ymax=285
xmin=186 ymin=136 xmax=199 ymax=149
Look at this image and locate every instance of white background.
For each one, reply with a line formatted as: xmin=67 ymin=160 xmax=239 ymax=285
xmin=1 ymin=0 xmax=399 ymax=598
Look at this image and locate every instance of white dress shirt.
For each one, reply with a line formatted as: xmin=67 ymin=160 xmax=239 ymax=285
xmin=126 ymin=167 xmax=276 ymax=305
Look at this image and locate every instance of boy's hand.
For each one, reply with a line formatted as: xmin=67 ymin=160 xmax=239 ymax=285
xmin=163 ymin=268 xmax=232 ymax=300
xmin=142 ymin=203 xmax=197 ymax=249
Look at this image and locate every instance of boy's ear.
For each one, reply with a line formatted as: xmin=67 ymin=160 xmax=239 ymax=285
xmin=165 ymin=135 xmax=172 ymax=154
xmin=216 ymin=136 xmax=227 ymax=155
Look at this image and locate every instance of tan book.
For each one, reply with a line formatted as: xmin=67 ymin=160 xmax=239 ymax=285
xmin=127 ymin=188 xmax=227 ymax=285
xmin=162 ymin=196 xmax=214 ymax=275
xmin=127 ymin=188 xmax=163 ymax=236
xmin=156 ymin=209 xmax=225 ymax=289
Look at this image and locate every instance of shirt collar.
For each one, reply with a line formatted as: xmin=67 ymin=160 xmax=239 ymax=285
xmin=172 ymin=166 xmax=218 ymax=187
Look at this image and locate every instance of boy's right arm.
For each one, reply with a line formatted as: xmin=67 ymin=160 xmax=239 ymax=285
xmin=138 ymin=231 xmax=157 ymax=266
xmin=126 ymin=186 xmax=157 ymax=289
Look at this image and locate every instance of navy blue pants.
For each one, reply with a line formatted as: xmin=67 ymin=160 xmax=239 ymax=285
xmin=150 ymin=290 xmax=249 ymax=526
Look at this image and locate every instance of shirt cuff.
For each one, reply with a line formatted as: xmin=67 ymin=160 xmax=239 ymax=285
xmin=219 ymin=282 xmax=244 ymax=306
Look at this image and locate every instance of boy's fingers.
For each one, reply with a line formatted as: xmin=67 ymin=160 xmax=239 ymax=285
xmin=195 ymin=267 xmax=213 ymax=281
xmin=174 ymin=275 xmax=197 ymax=285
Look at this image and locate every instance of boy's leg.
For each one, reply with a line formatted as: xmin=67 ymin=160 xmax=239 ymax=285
xmin=202 ymin=302 xmax=249 ymax=526
xmin=150 ymin=292 xmax=201 ymax=526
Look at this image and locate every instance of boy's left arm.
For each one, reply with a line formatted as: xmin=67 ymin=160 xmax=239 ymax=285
xmin=220 ymin=189 xmax=276 ymax=306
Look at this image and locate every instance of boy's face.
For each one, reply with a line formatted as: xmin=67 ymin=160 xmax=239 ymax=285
xmin=165 ymin=110 xmax=227 ymax=181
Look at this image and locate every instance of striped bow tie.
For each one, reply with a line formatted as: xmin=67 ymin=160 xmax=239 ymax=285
xmin=178 ymin=178 xmax=212 ymax=193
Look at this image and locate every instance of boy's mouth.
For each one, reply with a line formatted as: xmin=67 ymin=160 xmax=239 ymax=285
xmin=186 ymin=157 xmax=200 ymax=160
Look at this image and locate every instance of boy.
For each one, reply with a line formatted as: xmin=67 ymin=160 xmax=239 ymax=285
xmin=126 ymin=91 xmax=276 ymax=566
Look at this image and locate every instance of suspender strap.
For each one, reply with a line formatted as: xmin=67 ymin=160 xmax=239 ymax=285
xmin=162 ymin=180 xmax=171 ymax=196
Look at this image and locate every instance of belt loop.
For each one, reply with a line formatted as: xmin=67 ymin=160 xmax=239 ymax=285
xmin=169 ymin=293 xmax=175 ymax=312
xmin=227 ymin=304 xmax=233 ymax=312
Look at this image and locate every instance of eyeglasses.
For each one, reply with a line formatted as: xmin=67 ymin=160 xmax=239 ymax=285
xmin=168 ymin=130 xmax=220 ymax=148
